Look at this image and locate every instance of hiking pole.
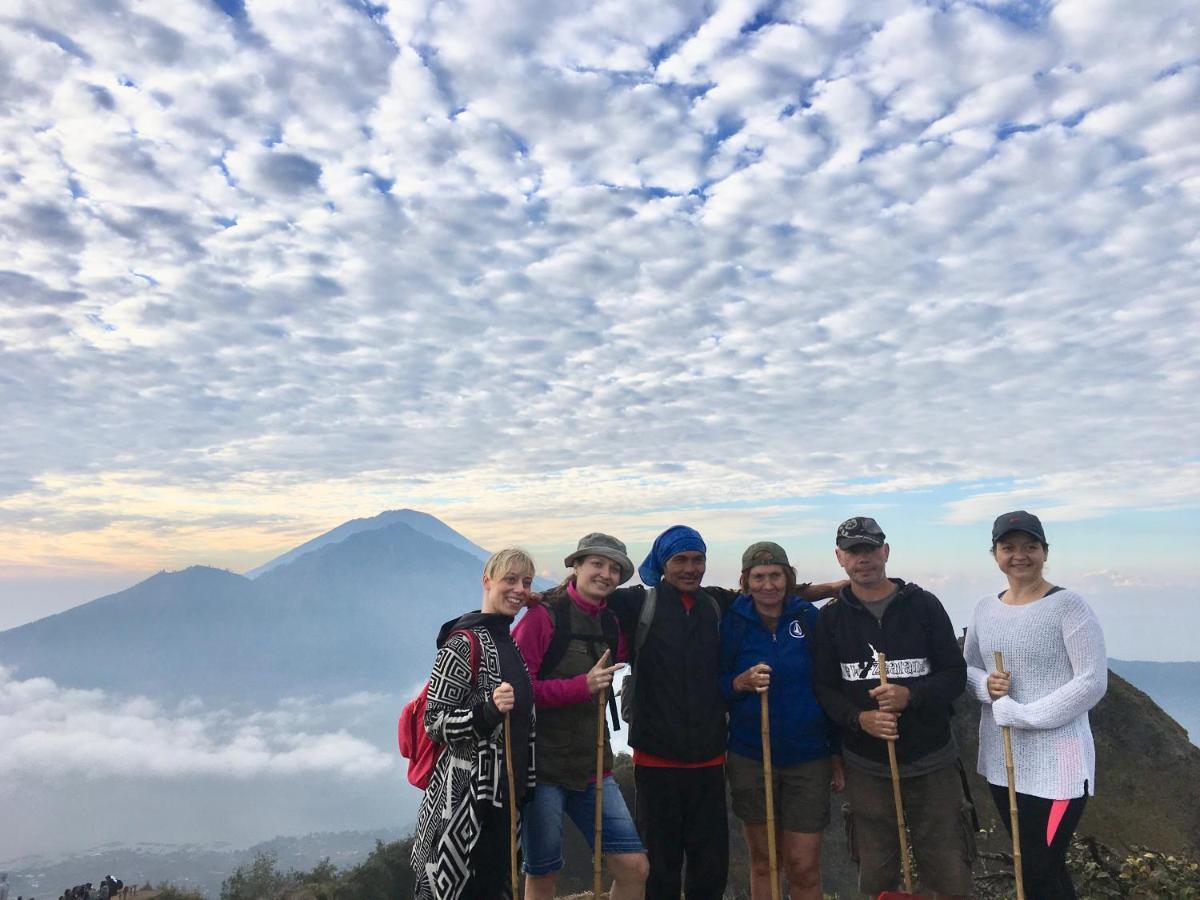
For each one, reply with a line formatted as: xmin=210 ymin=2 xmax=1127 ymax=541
xmin=761 ymin=684 xmax=781 ymax=900
xmin=994 ymin=651 xmax=1025 ymax=900
xmin=877 ymin=652 xmax=913 ymax=895
xmin=504 ymin=712 xmax=519 ymax=899
xmin=594 ymin=687 xmax=606 ymax=899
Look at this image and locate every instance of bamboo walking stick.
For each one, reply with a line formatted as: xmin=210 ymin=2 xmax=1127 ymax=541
xmin=994 ymin=651 xmax=1025 ymax=900
xmin=876 ymin=652 xmax=914 ymax=895
xmin=594 ymin=689 xmax=606 ymax=899
xmin=504 ymin=712 xmax=519 ymax=899
xmin=760 ymin=686 xmax=781 ymax=900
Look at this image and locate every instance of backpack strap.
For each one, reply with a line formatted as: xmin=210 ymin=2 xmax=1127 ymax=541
xmin=632 ymin=587 xmax=657 ymax=662
xmin=599 ymin=608 xmax=621 ymax=730
xmin=538 ymin=596 xmax=574 ymax=678
xmin=619 ymin=587 xmax=657 ymax=725
xmin=538 ymin=594 xmax=623 ymax=730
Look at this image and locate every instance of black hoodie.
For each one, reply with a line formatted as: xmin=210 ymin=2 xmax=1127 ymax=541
xmin=436 ymin=610 xmax=534 ymax=800
xmin=810 ymin=579 xmax=966 ymax=767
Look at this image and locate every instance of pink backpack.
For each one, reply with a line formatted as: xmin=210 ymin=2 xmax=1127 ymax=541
xmin=398 ymin=629 xmax=481 ymax=789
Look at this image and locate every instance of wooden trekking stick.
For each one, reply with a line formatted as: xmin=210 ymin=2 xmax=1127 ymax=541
xmin=504 ymin=712 xmax=519 ymax=899
xmin=995 ymin=651 xmax=1025 ymax=900
xmin=594 ymin=689 xmax=606 ymax=899
xmin=877 ymin=652 xmax=914 ymax=894
xmin=761 ymin=687 xmax=781 ymax=900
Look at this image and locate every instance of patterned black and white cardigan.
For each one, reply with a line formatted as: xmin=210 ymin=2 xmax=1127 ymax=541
xmin=411 ymin=626 xmax=537 ymax=900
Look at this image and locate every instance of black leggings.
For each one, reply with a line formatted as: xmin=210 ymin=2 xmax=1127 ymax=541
xmin=989 ymin=782 xmax=1087 ymax=900
xmin=460 ymin=800 xmax=516 ymax=900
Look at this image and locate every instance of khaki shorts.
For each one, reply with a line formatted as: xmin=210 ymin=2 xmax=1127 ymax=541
xmin=726 ymin=751 xmax=832 ymax=833
xmin=841 ymin=763 xmax=976 ymax=896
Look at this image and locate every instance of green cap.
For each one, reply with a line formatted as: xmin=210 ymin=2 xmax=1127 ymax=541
xmin=741 ymin=541 xmax=791 ymax=570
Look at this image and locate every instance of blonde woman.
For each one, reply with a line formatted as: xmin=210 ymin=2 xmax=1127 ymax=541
xmin=412 ymin=548 xmax=538 ymax=900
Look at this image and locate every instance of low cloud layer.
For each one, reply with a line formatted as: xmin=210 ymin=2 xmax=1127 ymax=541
xmin=0 ymin=667 xmax=394 ymax=780
xmin=0 ymin=0 xmax=1196 ymax=572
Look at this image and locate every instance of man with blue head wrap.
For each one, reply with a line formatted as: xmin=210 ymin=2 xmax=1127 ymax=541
xmin=637 ymin=524 xmax=707 ymax=588
xmin=603 ymin=526 xmax=845 ymax=899
xmin=605 ymin=523 xmax=728 ymax=899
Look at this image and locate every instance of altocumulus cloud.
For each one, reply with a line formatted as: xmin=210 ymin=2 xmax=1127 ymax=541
xmin=0 ymin=667 xmax=394 ymax=779
xmin=0 ymin=0 xmax=1197 ymax=551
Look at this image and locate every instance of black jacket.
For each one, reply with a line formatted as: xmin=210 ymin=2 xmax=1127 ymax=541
xmin=608 ymin=582 xmax=730 ymax=762
xmin=811 ymin=579 xmax=966 ymax=766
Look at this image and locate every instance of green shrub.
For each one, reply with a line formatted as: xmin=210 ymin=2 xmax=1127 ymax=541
xmin=153 ymin=884 xmax=206 ymax=900
xmin=221 ymin=850 xmax=289 ymax=900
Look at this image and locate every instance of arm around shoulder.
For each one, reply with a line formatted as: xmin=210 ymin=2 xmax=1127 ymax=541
xmin=798 ymin=580 xmax=848 ymax=603
xmin=606 ymin=585 xmax=646 ymax=639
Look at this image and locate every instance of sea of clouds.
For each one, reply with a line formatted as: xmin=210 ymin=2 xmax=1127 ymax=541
xmin=0 ymin=663 xmax=412 ymax=856
xmin=0 ymin=666 xmax=394 ymax=779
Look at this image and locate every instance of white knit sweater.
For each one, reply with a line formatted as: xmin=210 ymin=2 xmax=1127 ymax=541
xmin=965 ymin=588 xmax=1107 ymax=800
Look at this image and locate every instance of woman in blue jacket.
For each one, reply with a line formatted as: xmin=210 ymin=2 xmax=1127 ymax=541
xmin=721 ymin=542 xmax=844 ymax=900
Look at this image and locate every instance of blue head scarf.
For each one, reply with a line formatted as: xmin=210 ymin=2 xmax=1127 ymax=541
xmin=638 ymin=525 xmax=707 ymax=587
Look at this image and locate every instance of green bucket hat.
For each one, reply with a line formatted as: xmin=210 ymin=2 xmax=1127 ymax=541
xmin=564 ymin=532 xmax=635 ymax=584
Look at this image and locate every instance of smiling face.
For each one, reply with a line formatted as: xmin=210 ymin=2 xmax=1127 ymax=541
xmin=481 ymin=566 xmax=534 ymax=618
xmin=662 ymin=550 xmax=706 ymax=593
xmin=992 ymin=531 xmax=1049 ymax=582
xmin=746 ymin=564 xmax=787 ymax=613
xmin=835 ymin=542 xmax=890 ymax=591
xmin=573 ymin=554 xmax=623 ymax=604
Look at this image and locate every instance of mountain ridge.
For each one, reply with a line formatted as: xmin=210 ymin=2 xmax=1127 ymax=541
xmin=0 ymin=518 xmax=491 ymax=704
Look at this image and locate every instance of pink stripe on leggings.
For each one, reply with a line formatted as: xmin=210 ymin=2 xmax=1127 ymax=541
xmin=1046 ymin=799 xmax=1070 ymax=846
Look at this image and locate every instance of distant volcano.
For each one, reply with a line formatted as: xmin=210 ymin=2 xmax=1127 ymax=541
xmin=0 ymin=509 xmax=502 ymax=705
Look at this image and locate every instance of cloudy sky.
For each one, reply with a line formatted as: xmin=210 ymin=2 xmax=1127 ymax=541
xmin=1 ymin=1 xmax=1198 ymax=636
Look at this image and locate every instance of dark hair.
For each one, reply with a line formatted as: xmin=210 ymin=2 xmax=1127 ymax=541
xmin=990 ymin=531 xmax=1049 ymax=553
xmin=738 ymin=559 xmax=798 ymax=596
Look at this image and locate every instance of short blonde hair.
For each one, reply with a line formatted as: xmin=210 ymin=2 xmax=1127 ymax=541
xmin=483 ymin=547 xmax=536 ymax=580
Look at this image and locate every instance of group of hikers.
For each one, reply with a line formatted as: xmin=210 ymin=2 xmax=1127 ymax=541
xmin=0 ymin=874 xmax=128 ymax=900
xmin=57 ymin=879 xmax=129 ymax=900
xmin=408 ymin=511 xmax=1107 ymax=900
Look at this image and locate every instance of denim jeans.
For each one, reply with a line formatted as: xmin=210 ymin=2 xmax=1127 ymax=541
xmin=522 ymin=775 xmax=645 ymax=875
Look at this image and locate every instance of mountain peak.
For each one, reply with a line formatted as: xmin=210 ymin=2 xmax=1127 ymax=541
xmin=245 ymin=509 xmax=489 ymax=578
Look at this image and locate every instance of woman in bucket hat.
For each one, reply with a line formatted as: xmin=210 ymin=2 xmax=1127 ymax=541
xmin=964 ymin=511 xmax=1107 ymax=899
xmin=512 ymin=533 xmax=650 ymax=900
xmin=721 ymin=541 xmax=844 ymax=900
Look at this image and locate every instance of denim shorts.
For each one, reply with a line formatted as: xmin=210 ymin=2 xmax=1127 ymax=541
xmin=521 ymin=775 xmax=646 ymax=875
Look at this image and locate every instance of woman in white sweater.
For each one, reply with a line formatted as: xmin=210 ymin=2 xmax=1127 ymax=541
xmin=964 ymin=511 xmax=1107 ymax=900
